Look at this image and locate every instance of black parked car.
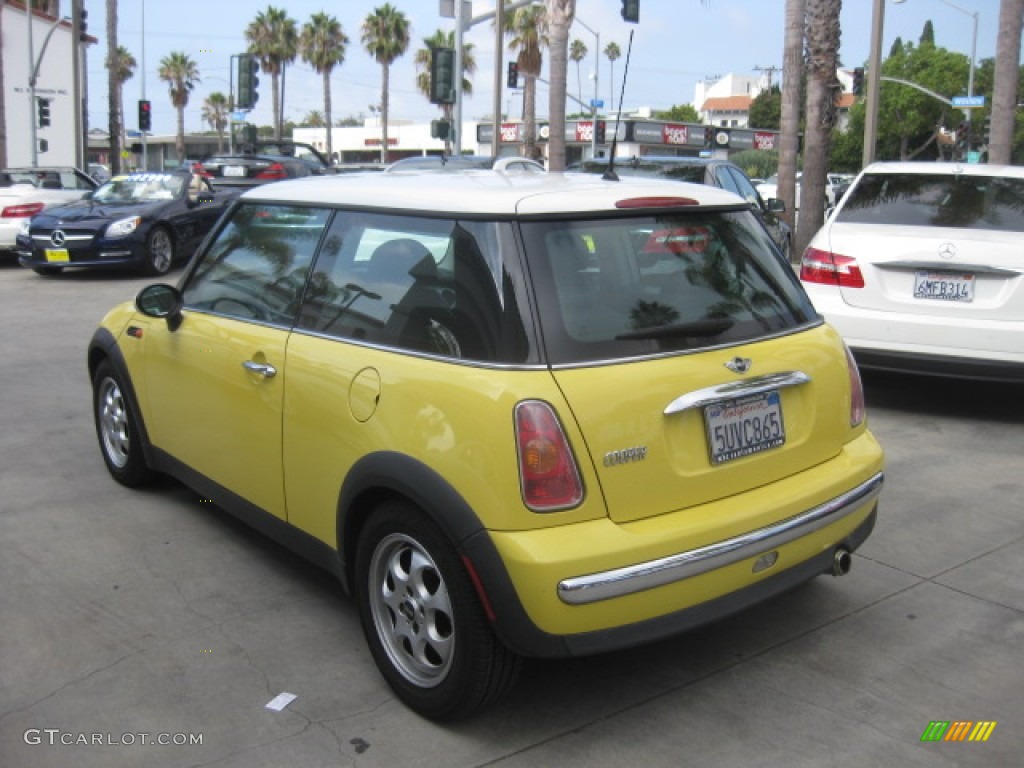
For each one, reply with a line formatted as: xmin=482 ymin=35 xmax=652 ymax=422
xmin=196 ymin=141 xmax=332 ymax=189
xmin=17 ymin=171 xmax=235 ymax=276
xmin=570 ymin=156 xmax=793 ymax=262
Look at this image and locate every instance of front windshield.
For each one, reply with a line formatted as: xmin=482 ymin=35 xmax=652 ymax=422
xmin=93 ymin=173 xmax=184 ymax=203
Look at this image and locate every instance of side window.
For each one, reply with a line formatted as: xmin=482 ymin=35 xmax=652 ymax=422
xmin=182 ymin=204 xmax=331 ymax=326
xmin=298 ymin=214 xmax=529 ymax=362
xmin=725 ymin=167 xmax=762 ymax=208
xmin=714 ymin=166 xmax=742 ymax=197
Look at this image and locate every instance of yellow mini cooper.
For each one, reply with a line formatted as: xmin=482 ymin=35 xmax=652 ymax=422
xmin=88 ymin=170 xmax=883 ymax=720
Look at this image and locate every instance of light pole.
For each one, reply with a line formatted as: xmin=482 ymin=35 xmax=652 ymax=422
xmin=863 ymin=0 xmax=886 ymax=167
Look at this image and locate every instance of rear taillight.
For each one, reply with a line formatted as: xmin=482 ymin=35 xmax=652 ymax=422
xmin=515 ymin=401 xmax=583 ymax=511
xmin=800 ymin=246 xmax=865 ymax=288
xmin=2 ymin=202 xmax=45 ymax=218
xmin=256 ymin=163 xmax=287 ymax=180
xmin=845 ymin=343 xmax=866 ymax=427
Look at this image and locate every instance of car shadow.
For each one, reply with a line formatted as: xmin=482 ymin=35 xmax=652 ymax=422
xmin=862 ymin=370 xmax=1024 ymax=424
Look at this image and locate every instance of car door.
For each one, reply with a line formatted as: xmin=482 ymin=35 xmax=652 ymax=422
xmin=138 ymin=203 xmax=330 ymax=519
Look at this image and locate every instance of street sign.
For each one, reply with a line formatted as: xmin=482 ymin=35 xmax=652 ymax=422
xmin=590 ymin=99 xmax=604 ymax=108
xmin=951 ymin=95 xmax=985 ymax=108
xmin=231 ymin=111 xmax=249 ymax=122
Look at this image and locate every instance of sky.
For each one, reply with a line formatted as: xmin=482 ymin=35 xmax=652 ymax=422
xmin=86 ymin=0 xmax=1011 ymax=136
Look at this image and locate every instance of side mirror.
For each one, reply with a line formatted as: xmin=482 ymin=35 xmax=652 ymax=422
xmin=765 ymin=197 xmax=786 ymax=213
xmin=136 ymin=283 xmax=184 ymax=332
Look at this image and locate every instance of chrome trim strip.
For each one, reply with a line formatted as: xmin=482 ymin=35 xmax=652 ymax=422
xmin=876 ymin=260 xmax=1020 ymax=277
xmin=32 ymin=234 xmax=92 ymax=242
xmin=663 ymin=370 xmax=811 ymax=415
xmin=557 ymin=472 xmax=884 ymax=605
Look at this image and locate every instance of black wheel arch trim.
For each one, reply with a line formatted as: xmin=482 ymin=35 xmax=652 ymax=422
xmin=87 ymin=327 xmax=155 ymax=463
xmin=335 ymin=451 xmax=572 ymax=657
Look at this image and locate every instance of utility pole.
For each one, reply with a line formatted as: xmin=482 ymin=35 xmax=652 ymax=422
xmin=754 ymin=65 xmax=779 ymax=89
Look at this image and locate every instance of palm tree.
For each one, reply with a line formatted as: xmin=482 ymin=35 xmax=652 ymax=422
xmin=246 ymin=6 xmax=298 ymax=140
xmin=795 ymin=0 xmax=840 ymax=256
xmin=112 ymin=46 xmax=137 ymax=163
xmin=106 ymin=0 xmax=121 ymax=173
xmin=545 ymin=0 xmax=575 ymax=171
xmin=506 ymin=4 xmax=548 ymax=161
xmin=201 ymin=92 xmax=230 ymax=152
xmin=604 ymin=42 xmax=621 ymax=113
xmin=362 ymin=4 xmax=411 ymax=164
xmin=414 ymin=29 xmax=476 ymax=152
xmin=570 ymin=38 xmax=588 ymax=105
xmin=778 ymin=0 xmax=805 ymax=233
xmin=158 ymin=51 xmax=200 ymax=165
xmin=300 ymin=12 xmax=348 ymax=164
xmin=989 ymin=0 xmax=1024 ymax=163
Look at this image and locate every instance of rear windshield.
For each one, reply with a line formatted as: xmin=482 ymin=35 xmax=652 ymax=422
xmin=521 ymin=210 xmax=816 ymax=364
xmin=836 ymin=172 xmax=1024 ymax=231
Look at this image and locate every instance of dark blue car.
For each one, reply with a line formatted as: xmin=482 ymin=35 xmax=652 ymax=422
xmin=17 ymin=170 xmax=236 ymax=276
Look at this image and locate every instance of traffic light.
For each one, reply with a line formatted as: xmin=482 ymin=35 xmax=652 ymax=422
xmin=236 ymin=54 xmax=260 ymax=110
xmin=595 ymin=120 xmax=606 ymax=144
xmin=704 ymin=126 xmax=715 ymax=147
xmin=984 ymin=114 xmax=992 ymax=144
xmin=955 ymin=122 xmax=968 ymax=147
xmin=138 ymin=99 xmax=151 ymax=132
xmin=621 ymin=0 xmax=639 ymax=23
xmin=852 ymin=67 xmax=864 ymax=96
xmin=37 ymin=98 xmax=51 ymax=128
xmin=429 ymin=47 xmax=456 ymax=105
xmin=431 ymin=119 xmax=451 ymax=140
xmin=79 ymin=6 xmax=88 ymax=41
xmin=507 ymin=62 xmax=519 ymax=89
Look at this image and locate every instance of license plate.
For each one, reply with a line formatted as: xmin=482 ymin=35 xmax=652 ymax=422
xmin=913 ymin=270 xmax=974 ymax=302
xmin=224 ymin=165 xmax=246 ymax=177
xmin=45 ymin=249 xmax=69 ymax=262
xmin=705 ymin=391 xmax=786 ymax=465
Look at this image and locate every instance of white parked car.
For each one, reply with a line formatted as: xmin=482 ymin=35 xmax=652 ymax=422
xmin=800 ymin=161 xmax=1024 ymax=382
xmin=0 ymin=167 xmax=97 ymax=253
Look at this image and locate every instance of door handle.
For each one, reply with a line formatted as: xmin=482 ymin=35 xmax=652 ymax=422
xmin=242 ymin=360 xmax=277 ymax=378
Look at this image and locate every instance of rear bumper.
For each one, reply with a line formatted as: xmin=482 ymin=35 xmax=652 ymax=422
xmin=469 ymin=431 xmax=884 ymax=658
xmin=805 ymin=286 xmax=1024 ymax=382
xmin=559 ymin=472 xmax=882 ymax=605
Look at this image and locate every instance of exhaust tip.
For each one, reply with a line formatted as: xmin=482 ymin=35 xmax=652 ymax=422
xmin=832 ymin=548 xmax=852 ymax=577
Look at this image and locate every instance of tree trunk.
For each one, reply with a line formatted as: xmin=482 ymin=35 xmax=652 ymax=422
xmin=271 ymin=71 xmax=281 ymax=141
xmin=779 ymin=0 xmax=805 ymax=237
xmin=176 ymin=104 xmax=185 ymax=165
xmin=989 ymin=0 xmax=1024 ymax=164
xmin=546 ymin=0 xmax=575 ymax=171
xmin=795 ymin=0 xmax=841 ymax=257
xmin=323 ymin=71 xmax=333 ymax=163
xmin=380 ymin=63 xmax=390 ymax=164
xmin=106 ymin=0 xmax=121 ymax=174
xmin=523 ymin=63 xmax=537 ymax=160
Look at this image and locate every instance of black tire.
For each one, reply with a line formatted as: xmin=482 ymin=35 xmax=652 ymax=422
xmin=144 ymin=225 xmax=174 ymax=276
xmin=92 ymin=360 xmax=153 ymax=487
xmin=31 ymin=265 xmax=63 ymax=276
xmin=355 ymin=499 xmax=521 ymax=721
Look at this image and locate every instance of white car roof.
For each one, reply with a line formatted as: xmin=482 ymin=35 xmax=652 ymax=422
xmin=238 ymin=169 xmax=747 ymax=216
xmin=860 ymin=161 xmax=1024 ymax=178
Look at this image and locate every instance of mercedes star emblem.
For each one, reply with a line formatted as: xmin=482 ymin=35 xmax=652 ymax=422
xmin=725 ymin=357 xmax=753 ymax=374
xmin=50 ymin=230 xmax=66 ymax=247
xmin=938 ymin=242 xmax=956 ymax=260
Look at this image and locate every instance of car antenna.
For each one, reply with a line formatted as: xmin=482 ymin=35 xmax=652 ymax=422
xmin=602 ymin=30 xmax=634 ymax=183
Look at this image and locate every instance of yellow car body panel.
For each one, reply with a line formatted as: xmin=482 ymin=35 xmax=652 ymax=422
xmin=552 ymin=324 xmax=859 ymax=524
xmin=281 ymin=333 xmax=608 ymax=546
xmin=135 ymin=311 xmax=289 ymax=520
xmin=489 ymin=430 xmax=883 ymax=636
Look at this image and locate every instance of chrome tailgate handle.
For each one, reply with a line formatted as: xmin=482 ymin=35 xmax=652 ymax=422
xmin=242 ymin=360 xmax=277 ymax=378
xmin=664 ymin=371 xmax=811 ymax=415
